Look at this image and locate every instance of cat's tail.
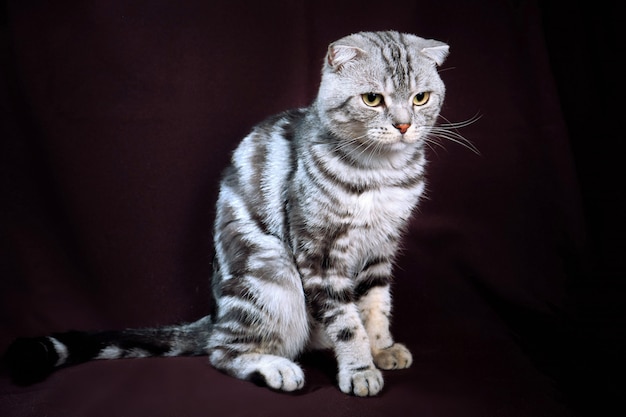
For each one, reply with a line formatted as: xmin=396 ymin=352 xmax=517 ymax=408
xmin=4 ymin=315 xmax=213 ymax=385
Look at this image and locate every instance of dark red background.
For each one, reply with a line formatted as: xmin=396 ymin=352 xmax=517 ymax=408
xmin=1 ymin=1 xmax=622 ymax=416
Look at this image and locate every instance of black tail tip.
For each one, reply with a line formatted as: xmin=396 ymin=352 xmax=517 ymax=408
xmin=5 ymin=337 xmax=59 ymax=385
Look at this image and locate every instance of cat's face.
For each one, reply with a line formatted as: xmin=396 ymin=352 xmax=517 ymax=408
xmin=316 ymin=31 xmax=449 ymax=157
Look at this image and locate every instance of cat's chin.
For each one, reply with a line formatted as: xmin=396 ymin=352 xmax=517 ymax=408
xmin=383 ymin=141 xmax=410 ymax=153
xmin=380 ymin=138 xmax=420 ymax=153
xmin=351 ymin=140 xmax=422 ymax=168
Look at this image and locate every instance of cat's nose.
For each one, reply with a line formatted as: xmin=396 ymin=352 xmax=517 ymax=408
xmin=393 ymin=123 xmax=411 ymax=134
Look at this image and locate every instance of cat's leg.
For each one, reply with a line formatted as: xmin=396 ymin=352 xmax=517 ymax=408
xmin=357 ymin=284 xmax=413 ymax=370
xmin=304 ymin=275 xmax=384 ymax=397
xmin=207 ymin=267 xmax=309 ymax=390
xmin=208 ymin=236 xmax=310 ymax=391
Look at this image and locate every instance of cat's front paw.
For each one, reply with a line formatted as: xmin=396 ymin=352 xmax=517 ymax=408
xmin=249 ymin=357 xmax=305 ymax=392
xmin=338 ymin=366 xmax=384 ymax=397
xmin=373 ymin=343 xmax=413 ymax=370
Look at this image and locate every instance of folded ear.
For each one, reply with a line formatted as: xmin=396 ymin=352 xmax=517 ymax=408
xmin=326 ymin=44 xmax=366 ymax=71
xmin=420 ymin=40 xmax=450 ymax=66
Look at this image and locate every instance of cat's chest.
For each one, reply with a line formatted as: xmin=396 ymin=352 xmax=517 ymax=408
xmin=343 ymin=186 xmax=421 ymax=229
xmin=325 ymin=186 xmax=421 ymax=266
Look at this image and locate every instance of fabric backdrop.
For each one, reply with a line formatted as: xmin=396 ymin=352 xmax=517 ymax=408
xmin=1 ymin=1 xmax=622 ymax=416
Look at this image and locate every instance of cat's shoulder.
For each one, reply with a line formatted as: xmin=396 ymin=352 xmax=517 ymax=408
xmin=251 ymin=108 xmax=308 ymax=138
xmin=232 ymin=108 xmax=308 ymax=165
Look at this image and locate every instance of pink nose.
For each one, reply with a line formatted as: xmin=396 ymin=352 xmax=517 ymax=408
xmin=394 ymin=123 xmax=410 ymax=134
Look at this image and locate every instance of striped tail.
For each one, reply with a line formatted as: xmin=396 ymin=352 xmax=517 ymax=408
xmin=5 ymin=315 xmax=213 ymax=385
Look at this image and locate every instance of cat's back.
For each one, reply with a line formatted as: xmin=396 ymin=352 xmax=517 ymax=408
xmin=230 ymin=108 xmax=306 ymax=173
xmin=219 ymin=108 xmax=307 ymax=238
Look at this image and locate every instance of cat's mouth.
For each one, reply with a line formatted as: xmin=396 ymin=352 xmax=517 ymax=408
xmin=400 ymin=134 xmax=421 ymax=145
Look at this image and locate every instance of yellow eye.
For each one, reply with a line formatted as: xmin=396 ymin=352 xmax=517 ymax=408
xmin=413 ymin=92 xmax=430 ymax=106
xmin=362 ymin=93 xmax=384 ymax=107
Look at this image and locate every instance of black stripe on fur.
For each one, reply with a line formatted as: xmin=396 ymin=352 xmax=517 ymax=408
xmin=5 ymin=336 xmax=59 ymax=385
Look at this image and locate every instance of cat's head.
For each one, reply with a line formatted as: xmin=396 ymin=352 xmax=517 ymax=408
xmin=315 ymin=31 xmax=449 ymax=156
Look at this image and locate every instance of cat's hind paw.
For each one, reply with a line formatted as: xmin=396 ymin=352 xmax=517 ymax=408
xmin=373 ymin=343 xmax=413 ymax=370
xmin=338 ymin=366 xmax=384 ymax=397
xmin=248 ymin=356 xmax=305 ymax=392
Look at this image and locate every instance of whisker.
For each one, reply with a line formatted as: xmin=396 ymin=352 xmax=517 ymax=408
xmin=427 ymin=113 xmax=482 ymax=155
xmin=437 ymin=66 xmax=456 ymax=74
xmin=423 ymin=140 xmax=439 ymax=155
xmin=331 ymin=133 xmax=374 ymax=163
xmin=333 ymin=137 xmax=365 ymax=154
xmin=428 ymin=130 xmax=480 ymax=155
xmin=423 ymin=137 xmax=447 ymax=153
xmin=356 ymin=137 xmax=381 ymax=164
xmin=438 ymin=112 xmax=482 ymax=129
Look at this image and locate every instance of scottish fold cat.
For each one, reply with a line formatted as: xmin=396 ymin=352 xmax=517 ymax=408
xmin=8 ymin=31 xmax=461 ymax=396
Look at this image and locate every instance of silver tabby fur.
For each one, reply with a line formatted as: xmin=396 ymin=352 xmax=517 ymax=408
xmin=10 ymin=31 xmax=450 ymax=396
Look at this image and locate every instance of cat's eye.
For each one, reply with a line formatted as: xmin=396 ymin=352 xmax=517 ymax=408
xmin=413 ymin=92 xmax=430 ymax=106
xmin=362 ymin=93 xmax=384 ymax=107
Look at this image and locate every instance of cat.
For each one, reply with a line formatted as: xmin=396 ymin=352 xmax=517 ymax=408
xmin=6 ymin=31 xmax=452 ymax=396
